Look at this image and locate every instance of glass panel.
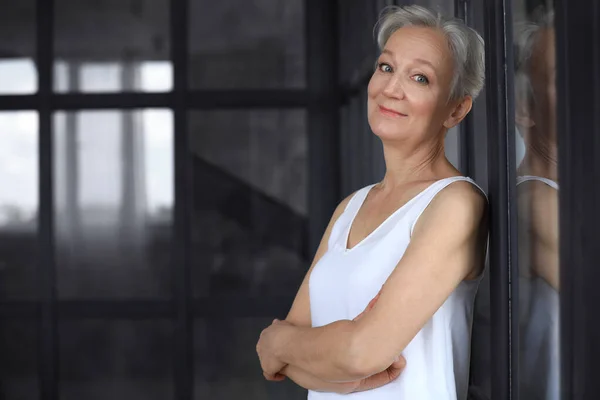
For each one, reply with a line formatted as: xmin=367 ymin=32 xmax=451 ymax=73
xmin=189 ymin=109 xmax=307 ymax=297
xmin=53 ymin=109 xmax=174 ymax=299
xmin=60 ymin=320 xmax=172 ymax=400
xmin=189 ymin=110 xmax=308 ymax=395
xmin=513 ymin=3 xmax=560 ymax=400
xmin=195 ymin=319 xmax=306 ymax=399
xmin=338 ymin=1 xmax=378 ymax=86
xmin=54 ymin=0 xmax=171 ymax=93
xmin=416 ymin=0 xmax=454 ymax=15
xmin=0 ymin=1 xmax=37 ymax=94
xmin=188 ymin=0 xmax=305 ymax=89
xmin=0 ymin=321 xmax=38 ymax=399
xmin=0 ymin=111 xmax=38 ymax=299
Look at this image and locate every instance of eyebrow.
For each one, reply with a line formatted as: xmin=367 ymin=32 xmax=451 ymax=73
xmin=412 ymin=58 xmax=437 ymax=71
xmin=380 ymin=50 xmax=437 ymax=71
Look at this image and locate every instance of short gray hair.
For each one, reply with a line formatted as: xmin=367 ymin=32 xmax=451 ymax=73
xmin=514 ymin=7 xmax=554 ymax=105
xmin=375 ymin=5 xmax=485 ymax=100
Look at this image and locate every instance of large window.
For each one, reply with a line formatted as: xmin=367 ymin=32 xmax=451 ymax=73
xmin=0 ymin=1 xmax=312 ymax=399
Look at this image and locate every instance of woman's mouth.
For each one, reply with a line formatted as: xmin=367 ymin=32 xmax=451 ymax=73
xmin=378 ymin=105 xmax=407 ymax=117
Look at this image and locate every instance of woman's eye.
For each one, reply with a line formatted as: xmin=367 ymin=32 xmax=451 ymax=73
xmin=378 ymin=63 xmax=393 ymax=73
xmin=413 ymin=74 xmax=429 ymax=84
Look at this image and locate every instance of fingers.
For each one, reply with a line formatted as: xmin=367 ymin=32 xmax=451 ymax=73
xmin=387 ymin=356 xmax=407 ymax=381
xmin=366 ymin=287 xmax=383 ymax=311
xmin=272 ymin=318 xmax=292 ymax=326
xmin=263 ymin=371 xmax=286 ymax=382
xmin=353 ymin=370 xmax=391 ymax=392
xmin=391 ymin=355 xmax=407 ymax=370
xmin=352 ymin=355 xmax=406 ymax=393
xmin=354 ymin=291 xmax=382 ymax=321
xmin=366 ymin=296 xmax=378 ymax=310
xmin=353 ymin=310 xmax=365 ymax=321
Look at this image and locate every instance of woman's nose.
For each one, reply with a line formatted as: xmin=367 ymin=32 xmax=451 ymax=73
xmin=382 ymin=75 xmax=405 ymax=99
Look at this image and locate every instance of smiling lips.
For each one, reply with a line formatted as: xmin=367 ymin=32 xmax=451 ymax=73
xmin=378 ymin=105 xmax=407 ymax=117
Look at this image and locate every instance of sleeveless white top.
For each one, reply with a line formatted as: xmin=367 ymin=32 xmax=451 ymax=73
xmin=308 ymin=176 xmax=486 ymax=400
xmin=516 ymin=175 xmax=560 ymax=400
xmin=517 ymin=175 xmax=559 ymax=190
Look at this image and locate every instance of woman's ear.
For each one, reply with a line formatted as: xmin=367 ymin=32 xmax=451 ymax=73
xmin=443 ymin=96 xmax=473 ymax=129
xmin=515 ymin=102 xmax=535 ymax=129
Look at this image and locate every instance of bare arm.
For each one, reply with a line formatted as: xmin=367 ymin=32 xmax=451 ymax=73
xmin=271 ymin=195 xmax=358 ymax=392
xmin=281 ymin=296 xmax=405 ymax=394
xmin=530 ymin=183 xmax=559 ymax=289
xmin=265 ymin=183 xmax=487 ymax=382
xmin=265 ymin=193 xmax=406 ymax=392
xmin=517 ymin=181 xmax=559 ymax=289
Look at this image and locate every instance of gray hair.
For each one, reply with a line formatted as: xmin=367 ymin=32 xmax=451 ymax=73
xmin=514 ymin=7 xmax=554 ymax=105
xmin=375 ymin=5 xmax=485 ymax=100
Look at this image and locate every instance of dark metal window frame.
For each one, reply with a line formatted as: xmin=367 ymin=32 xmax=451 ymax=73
xmin=0 ymin=0 xmax=341 ymax=399
xmin=455 ymin=0 xmax=475 ymax=176
xmin=483 ymin=0 xmax=520 ymax=399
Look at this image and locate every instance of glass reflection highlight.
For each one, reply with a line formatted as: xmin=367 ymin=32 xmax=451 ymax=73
xmin=514 ymin=7 xmax=560 ymax=400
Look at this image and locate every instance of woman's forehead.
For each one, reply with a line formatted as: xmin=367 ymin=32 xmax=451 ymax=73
xmin=383 ymin=26 xmax=451 ymax=66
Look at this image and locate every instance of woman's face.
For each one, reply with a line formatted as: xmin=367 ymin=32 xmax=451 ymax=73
xmin=530 ymin=28 xmax=556 ymax=142
xmin=367 ymin=26 xmax=460 ymax=143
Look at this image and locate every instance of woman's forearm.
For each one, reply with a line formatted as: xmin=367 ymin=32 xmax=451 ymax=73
xmin=276 ymin=320 xmax=364 ymax=382
xmin=281 ymin=365 xmax=358 ymax=394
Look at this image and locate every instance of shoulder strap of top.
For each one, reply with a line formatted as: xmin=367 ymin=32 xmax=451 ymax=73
xmin=409 ymin=176 xmax=487 ymax=236
xmin=342 ymin=184 xmax=376 ymax=218
xmin=327 ymin=184 xmax=375 ymax=249
xmin=517 ymin=175 xmax=559 ymax=190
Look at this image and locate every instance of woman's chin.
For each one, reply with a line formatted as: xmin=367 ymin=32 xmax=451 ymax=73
xmin=371 ymin=127 xmax=406 ymax=141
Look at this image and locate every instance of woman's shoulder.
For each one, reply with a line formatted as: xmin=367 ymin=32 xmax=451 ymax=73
xmin=410 ymin=178 xmax=488 ymax=248
xmin=420 ymin=178 xmax=487 ymax=229
xmin=436 ymin=179 xmax=487 ymax=212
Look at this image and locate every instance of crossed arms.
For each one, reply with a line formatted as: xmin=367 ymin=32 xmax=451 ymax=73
xmin=256 ymin=182 xmax=487 ymax=393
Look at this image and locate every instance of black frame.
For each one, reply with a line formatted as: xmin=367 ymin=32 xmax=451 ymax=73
xmin=37 ymin=1 xmax=58 ymax=398
xmin=455 ymin=0 xmax=474 ymax=176
xmin=170 ymin=0 xmax=192 ymax=398
xmin=483 ymin=0 xmax=520 ymax=399
xmin=0 ymin=0 xmax=339 ymax=399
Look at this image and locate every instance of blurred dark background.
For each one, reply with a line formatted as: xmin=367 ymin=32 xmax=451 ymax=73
xmin=0 ymin=0 xmax=563 ymax=399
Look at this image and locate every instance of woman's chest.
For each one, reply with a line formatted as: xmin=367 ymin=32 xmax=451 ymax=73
xmin=308 ymin=239 xmax=410 ymax=325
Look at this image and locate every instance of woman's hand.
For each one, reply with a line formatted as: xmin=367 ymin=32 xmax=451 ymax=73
xmin=354 ymin=289 xmax=382 ymax=321
xmin=257 ymin=290 xmax=407 ymax=392
xmin=352 ymin=355 xmax=406 ymax=393
xmin=256 ymin=319 xmax=294 ymax=380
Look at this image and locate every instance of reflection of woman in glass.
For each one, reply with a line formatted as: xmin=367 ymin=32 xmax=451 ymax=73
xmin=515 ymin=9 xmax=559 ymax=400
xmin=256 ymin=5 xmax=488 ymax=399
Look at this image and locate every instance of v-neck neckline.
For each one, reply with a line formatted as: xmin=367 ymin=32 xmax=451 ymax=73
xmin=343 ymin=177 xmax=463 ymax=253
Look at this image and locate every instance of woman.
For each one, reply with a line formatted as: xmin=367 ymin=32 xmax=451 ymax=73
xmin=514 ymin=9 xmax=560 ymax=400
xmin=256 ymin=5 xmax=488 ymax=399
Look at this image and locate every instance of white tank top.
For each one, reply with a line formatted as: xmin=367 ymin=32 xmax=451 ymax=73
xmin=516 ymin=175 xmax=560 ymax=400
xmin=308 ymin=176 xmax=486 ymax=400
xmin=517 ymin=175 xmax=559 ymax=190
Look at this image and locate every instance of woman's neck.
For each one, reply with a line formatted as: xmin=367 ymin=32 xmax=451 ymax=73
xmin=519 ymin=132 xmax=558 ymax=182
xmin=379 ymin=137 xmax=455 ymax=189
